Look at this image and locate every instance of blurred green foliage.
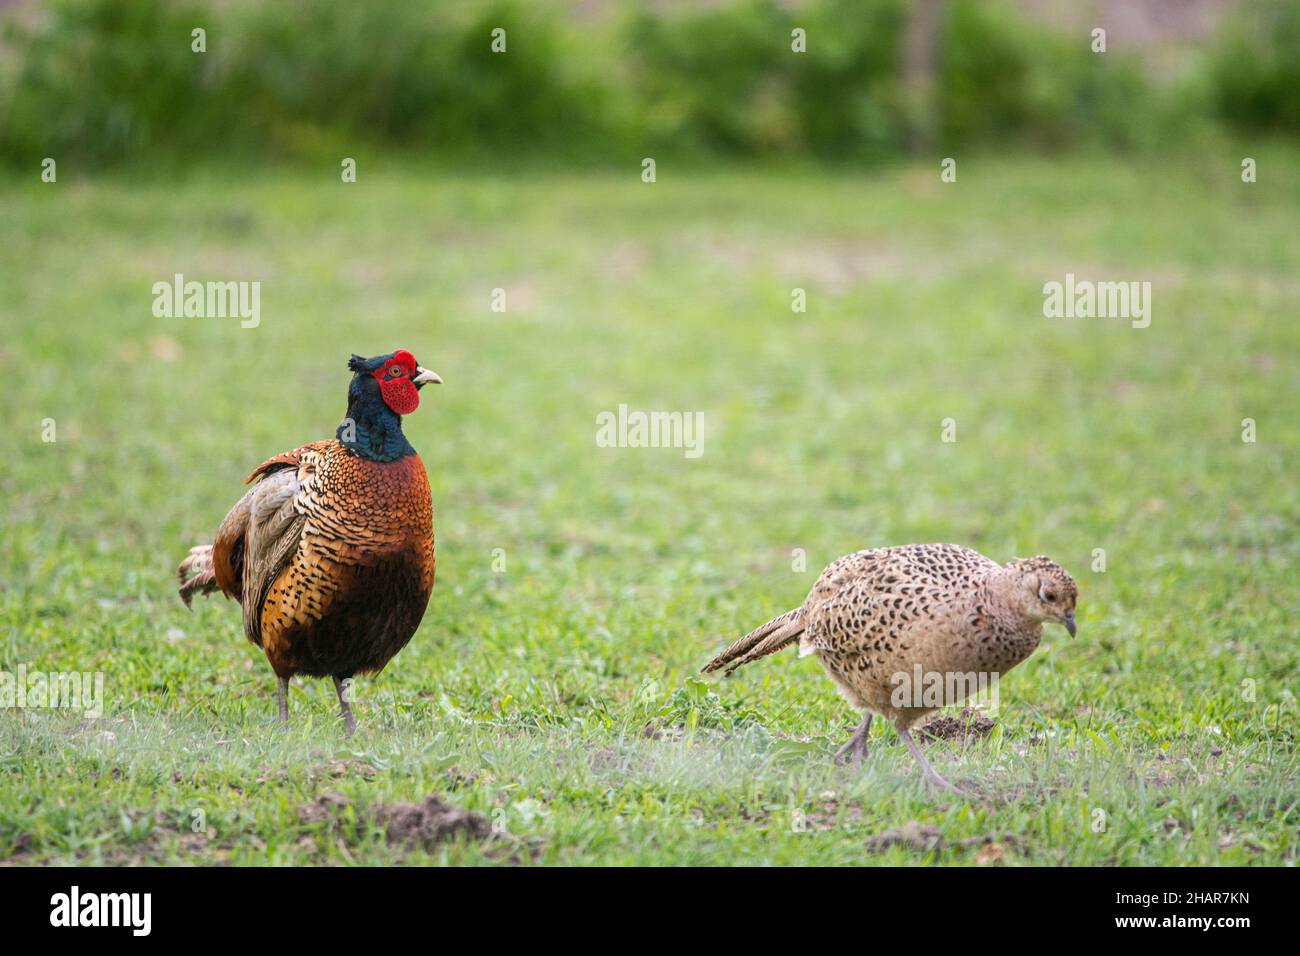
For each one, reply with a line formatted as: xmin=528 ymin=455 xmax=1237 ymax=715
xmin=0 ymin=0 xmax=1296 ymax=168
xmin=941 ymin=0 xmax=1158 ymax=151
xmin=1210 ymin=0 xmax=1300 ymax=134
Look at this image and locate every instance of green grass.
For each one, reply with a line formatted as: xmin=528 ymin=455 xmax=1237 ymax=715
xmin=1 ymin=148 xmax=1297 ymax=865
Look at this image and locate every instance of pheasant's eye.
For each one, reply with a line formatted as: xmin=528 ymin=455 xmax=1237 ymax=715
xmin=1042 ymin=589 xmax=1056 ymax=602
xmin=388 ymin=366 xmax=403 ymax=377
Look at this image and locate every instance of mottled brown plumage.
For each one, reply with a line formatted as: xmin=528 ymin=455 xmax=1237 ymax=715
xmin=704 ymin=544 xmax=1078 ymax=791
xmin=178 ymin=350 xmax=441 ymax=733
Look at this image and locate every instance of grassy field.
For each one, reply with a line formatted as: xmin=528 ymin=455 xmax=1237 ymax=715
xmin=1 ymin=148 xmax=1297 ymax=865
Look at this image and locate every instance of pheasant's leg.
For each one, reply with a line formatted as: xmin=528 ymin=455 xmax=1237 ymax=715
xmin=333 ymin=676 xmax=356 ymax=737
xmin=898 ymin=726 xmax=962 ymax=794
xmin=834 ymin=714 xmax=873 ymax=767
xmin=277 ymin=676 xmax=289 ymax=724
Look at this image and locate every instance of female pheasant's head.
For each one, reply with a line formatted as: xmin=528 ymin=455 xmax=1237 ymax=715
xmin=1005 ymin=556 xmax=1078 ymax=636
xmin=347 ymin=349 xmax=441 ymax=415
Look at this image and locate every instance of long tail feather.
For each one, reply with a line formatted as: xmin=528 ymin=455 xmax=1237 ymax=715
xmin=703 ymin=607 xmax=804 ymax=677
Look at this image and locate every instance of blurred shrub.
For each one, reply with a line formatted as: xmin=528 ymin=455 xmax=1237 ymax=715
xmin=629 ymin=1 xmax=796 ymax=157
xmin=939 ymin=0 xmax=1163 ymax=152
xmin=628 ymin=0 xmax=907 ymax=161
xmin=0 ymin=0 xmax=616 ymax=166
xmin=0 ymin=0 xmax=1294 ymax=169
xmin=1 ymin=0 xmax=210 ymax=164
xmin=790 ymin=0 xmax=908 ymax=161
xmin=1210 ymin=0 xmax=1300 ymax=133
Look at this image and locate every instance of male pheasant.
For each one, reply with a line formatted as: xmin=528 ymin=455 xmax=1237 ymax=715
xmin=704 ymin=545 xmax=1078 ymax=792
xmin=177 ymin=350 xmax=441 ymax=734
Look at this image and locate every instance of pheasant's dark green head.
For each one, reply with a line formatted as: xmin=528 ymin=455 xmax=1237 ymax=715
xmin=339 ymin=349 xmax=441 ymax=461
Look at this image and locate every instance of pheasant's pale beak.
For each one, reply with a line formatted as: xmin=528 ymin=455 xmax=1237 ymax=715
xmin=412 ymin=367 xmax=442 ymax=387
xmin=1063 ymin=610 xmax=1077 ymax=637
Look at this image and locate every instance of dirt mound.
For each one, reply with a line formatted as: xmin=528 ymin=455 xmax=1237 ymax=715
xmin=299 ymin=792 xmax=490 ymax=849
xmin=377 ymin=795 xmax=491 ymax=848
xmin=867 ymin=820 xmax=943 ymax=852
xmin=298 ymin=792 xmax=351 ymax=825
xmin=917 ymin=707 xmax=996 ymax=743
xmin=867 ymin=820 xmax=1019 ymax=858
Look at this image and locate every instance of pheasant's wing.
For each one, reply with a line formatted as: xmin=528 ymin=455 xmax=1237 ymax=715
xmin=799 ymin=544 xmax=1000 ymax=657
xmin=801 ymin=581 xmax=906 ymax=656
xmin=238 ymin=468 xmax=307 ymax=648
xmin=206 ymin=443 xmax=332 ymax=646
xmin=798 ymin=549 xmax=912 ymax=656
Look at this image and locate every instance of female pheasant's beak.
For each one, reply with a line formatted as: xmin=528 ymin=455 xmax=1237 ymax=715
xmin=412 ymin=367 xmax=442 ymax=389
xmin=1063 ymin=610 xmax=1077 ymax=637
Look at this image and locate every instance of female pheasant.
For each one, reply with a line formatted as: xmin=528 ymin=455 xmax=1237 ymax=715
xmin=177 ymin=349 xmax=441 ymax=734
xmin=704 ymin=545 xmax=1078 ymax=792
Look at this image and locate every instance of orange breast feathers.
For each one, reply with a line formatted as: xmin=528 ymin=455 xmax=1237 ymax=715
xmin=208 ymin=440 xmax=434 ymax=614
xmin=253 ymin=443 xmax=434 ymax=651
xmin=299 ymin=444 xmax=435 ymax=557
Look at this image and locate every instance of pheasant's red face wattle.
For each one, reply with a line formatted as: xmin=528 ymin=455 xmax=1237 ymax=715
xmin=373 ymin=349 xmax=420 ymax=414
xmin=379 ymin=377 xmax=420 ymax=414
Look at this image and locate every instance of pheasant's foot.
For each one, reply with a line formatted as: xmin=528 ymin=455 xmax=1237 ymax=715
xmin=833 ymin=714 xmax=873 ymax=767
xmin=898 ymin=726 xmax=963 ymax=795
xmin=334 ymin=676 xmax=357 ymax=737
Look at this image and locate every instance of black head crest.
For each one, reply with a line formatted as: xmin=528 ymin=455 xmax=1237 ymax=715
xmin=348 ymin=353 xmax=385 ymax=374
